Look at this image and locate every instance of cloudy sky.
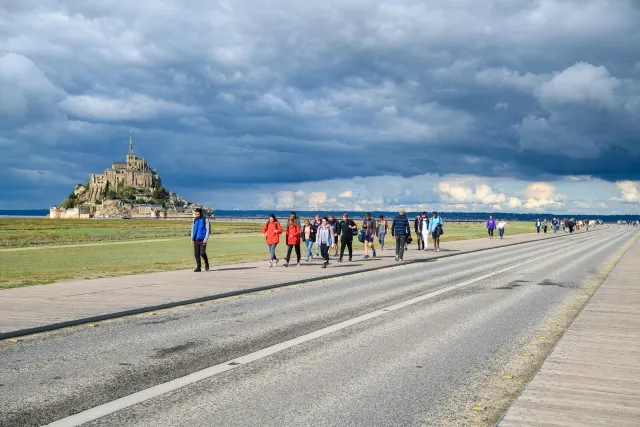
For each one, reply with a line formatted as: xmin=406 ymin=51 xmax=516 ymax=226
xmin=1 ymin=0 xmax=640 ymax=214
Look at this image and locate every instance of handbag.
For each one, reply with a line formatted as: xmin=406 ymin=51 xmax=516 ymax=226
xmin=406 ymin=235 xmax=413 ymax=244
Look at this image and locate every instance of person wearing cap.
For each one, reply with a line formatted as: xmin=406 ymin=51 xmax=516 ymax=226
xmin=391 ymin=209 xmax=411 ymax=262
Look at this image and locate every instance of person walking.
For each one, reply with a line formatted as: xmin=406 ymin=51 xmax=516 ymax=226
xmin=428 ymin=211 xmax=444 ymax=252
xmin=362 ymin=212 xmax=377 ymax=259
xmin=543 ymin=219 xmax=548 ymax=233
xmin=315 ymin=217 xmax=333 ymax=268
xmin=262 ymin=214 xmax=283 ymax=267
xmin=377 ymin=215 xmax=388 ymax=250
xmin=302 ymin=219 xmax=315 ymax=261
xmin=338 ymin=212 xmax=357 ymax=262
xmin=313 ymin=214 xmax=322 ymax=258
xmin=328 ymin=214 xmax=339 ymax=257
xmin=391 ymin=209 xmax=411 ymax=262
xmin=535 ymin=219 xmax=541 ymax=233
xmin=421 ymin=213 xmax=430 ymax=251
xmin=497 ymin=219 xmax=507 ymax=239
xmin=415 ymin=214 xmax=424 ymax=249
xmin=284 ymin=217 xmax=301 ymax=267
xmin=486 ymin=214 xmax=496 ymax=238
xmin=191 ymin=208 xmax=211 ymax=272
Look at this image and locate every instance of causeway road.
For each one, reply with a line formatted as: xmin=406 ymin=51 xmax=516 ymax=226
xmin=0 ymin=226 xmax=636 ymax=427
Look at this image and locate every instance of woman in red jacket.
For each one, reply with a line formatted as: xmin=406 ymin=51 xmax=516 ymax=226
xmin=262 ymin=214 xmax=283 ymax=267
xmin=284 ymin=217 xmax=302 ymax=267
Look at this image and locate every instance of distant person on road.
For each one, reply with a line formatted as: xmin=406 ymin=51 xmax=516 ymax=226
xmin=568 ymin=218 xmax=575 ymax=233
xmin=486 ymin=214 xmax=496 ymax=238
xmin=498 ymin=219 xmax=507 ymax=239
xmin=328 ymin=214 xmax=339 ymax=257
xmin=428 ymin=211 xmax=444 ymax=252
xmin=262 ymin=214 xmax=283 ymax=267
xmin=421 ymin=212 xmax=430 ymax=251
xmin=302 ymin=219 xmax=315 ymax=261
xmin=315 ymin=217 xmax=333 ymax=268
xmin=415 ymin=214 xmax=425 ymax=250
xmin=392 ymin=209 xmax=411 ymax=262
xmin=339 ymin=213 xmax=357 ymax=262
xmin=535 ymin=219 xmax=541 ymax=233
xmin=362 ymin=212 xmax=377 ymax=259
xmin=284 ymin=217 xmax=302 ymax=267
xmin=543 ymin=219 xmax=548 ymax=233
xmin=191 ymin=208 xmax=211 ymax=272
xmin=377 ymin=215 xmax=388 ymax=250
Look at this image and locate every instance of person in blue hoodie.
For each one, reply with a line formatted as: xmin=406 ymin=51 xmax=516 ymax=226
xmin=191 ymin=208 xmax=211 ymax=272
xmin=428 ymin=211 xmax=444 ymax=252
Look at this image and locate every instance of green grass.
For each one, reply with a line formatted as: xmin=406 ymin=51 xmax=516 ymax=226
xmin=0 ymin=220 xmax=535 ymax=289
xmin=0 ymin=219 xmax=262 ymax=247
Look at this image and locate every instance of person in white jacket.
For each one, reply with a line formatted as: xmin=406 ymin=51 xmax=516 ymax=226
xmin=421 ymin=213 xmax=430 ymax=251
xmin=497 ymin=219 xmax=507 ymax=239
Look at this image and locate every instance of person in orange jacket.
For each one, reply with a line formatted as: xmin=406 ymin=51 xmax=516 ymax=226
xmin=262 ymin=214 xmax=283 ymax=267
xmin=284 ymin=217 xmax=302 ymax=267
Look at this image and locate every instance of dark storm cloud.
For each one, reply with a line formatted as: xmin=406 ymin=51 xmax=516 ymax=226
xmin=1 ymin=0 xmax=640 ymax=208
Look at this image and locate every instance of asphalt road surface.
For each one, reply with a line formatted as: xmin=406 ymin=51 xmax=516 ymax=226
xmin=1 ymin=226 xmax=635 ymax=427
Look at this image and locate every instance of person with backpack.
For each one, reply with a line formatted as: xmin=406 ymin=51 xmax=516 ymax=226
xmin=315 ymin=217 xmax=333 ymax=268
xmin=377 ymin=215 xmax=388 ymax=250
xmin=428 ymin=211 xmax=444 ymax=252
xmin=262 ymin=214 xmax=283 ymax=267
xmin=191 ymin=207 xmax=211 ymax=272
xmin=391 ymin=209 xmax=411 ymax=262
xmin=486 ymin=214 xmax=496 ymax=238
xmin=338 ymin=212 xmax=357 ymax=262
xmin=362 ymin=212 xmax=377 ymax=259
xmin=284 ymin=217 xmax=301 ymax=267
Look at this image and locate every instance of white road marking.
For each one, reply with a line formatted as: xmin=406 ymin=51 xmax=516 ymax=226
xmin=45 ymin=235 xmax=606 ymax=427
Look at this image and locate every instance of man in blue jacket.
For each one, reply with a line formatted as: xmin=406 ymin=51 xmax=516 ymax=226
xmin=191 ymin=208 xmax=211 ymax=272
xmin=391 ymin=209 xmax=411 ymax=262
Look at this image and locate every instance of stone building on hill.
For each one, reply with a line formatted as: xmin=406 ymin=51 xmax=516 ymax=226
xmin=87 ymin=134 xmax=161 ymax=200
xmin=50 ymin=133 xmax=212 ymax=220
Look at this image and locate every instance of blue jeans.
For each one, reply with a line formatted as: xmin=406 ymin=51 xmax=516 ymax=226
xmin=305 ymin=240 xmax=313 ymax=258
xmin=499 ymin=228 xmax=504 ymax=238
xmin=268 ymin=243 xmax=278 ymax=261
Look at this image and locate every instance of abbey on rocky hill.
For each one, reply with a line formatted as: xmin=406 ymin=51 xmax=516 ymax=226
xmin=50 ymin=133 xmax=211 ymax=220
xmin=87 ymin=133 xmax=162 ymax=200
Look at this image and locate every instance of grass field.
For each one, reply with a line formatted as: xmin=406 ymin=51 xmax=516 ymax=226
xmin=0 ymin=219 xmax=534 ymax=289
xmin=0 ymin=218 xmax=263 ymax=247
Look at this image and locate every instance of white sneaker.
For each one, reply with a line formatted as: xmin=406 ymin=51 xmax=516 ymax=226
xmin=296 ymin=262 xmax=300 ymax=267
xmin=269 ymin=261 xmax=273 ymax=268
xmin=395 ymin=256 xmax=399 ymax=261
xmin=399 ymin=259 xmax=404 ymax=263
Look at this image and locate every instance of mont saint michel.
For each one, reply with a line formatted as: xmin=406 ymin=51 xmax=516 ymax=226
xmin=50 ymin=135 xmax=211 ymax=219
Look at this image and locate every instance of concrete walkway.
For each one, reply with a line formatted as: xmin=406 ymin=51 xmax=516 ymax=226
xmin=499 ymin=232 xmax=640 ymax=427
xmin=0 ymin=229 xmax=590 ymax=338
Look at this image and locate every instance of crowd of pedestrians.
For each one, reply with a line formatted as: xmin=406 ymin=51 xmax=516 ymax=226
xmin=252 ymin=210 xmax=447 ymax=268
xmin=190 ymin=210 xmax=615 ymax=272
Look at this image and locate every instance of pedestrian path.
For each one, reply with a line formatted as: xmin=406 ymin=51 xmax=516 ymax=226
xmin=0 ymin=230 xmax=587 ymax=338
xmin=499 ymin=233 xmax=640 ymax=427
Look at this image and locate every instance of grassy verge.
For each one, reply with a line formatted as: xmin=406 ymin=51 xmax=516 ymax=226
xmin=0 ymin=221 xmax=534 ymax=289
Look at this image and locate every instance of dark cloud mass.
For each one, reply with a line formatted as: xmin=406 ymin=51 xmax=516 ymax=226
xmin=1 ymin=0 xmax=640 ymax=210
